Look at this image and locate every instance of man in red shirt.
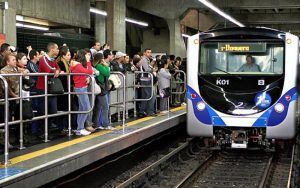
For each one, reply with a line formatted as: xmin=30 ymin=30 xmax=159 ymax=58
xmin=36 ymin=43 xmax=60 ymax=133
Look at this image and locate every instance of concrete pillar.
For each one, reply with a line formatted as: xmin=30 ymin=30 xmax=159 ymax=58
xmin=4 ymin=7 xmax=16 ymax=46
xmin=166 ymin=18 xmax=186 ymax=58
xmin=95 ymin=1 xmax=106 ymax=45
xmin=106 ymin=0 xmax=126 ymax=52
xmin=0 ymin=0 xmax=16 ymax=46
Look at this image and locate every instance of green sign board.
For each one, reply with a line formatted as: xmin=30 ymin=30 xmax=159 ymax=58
xmin=218 ymin=42 xmax=267 ymax=53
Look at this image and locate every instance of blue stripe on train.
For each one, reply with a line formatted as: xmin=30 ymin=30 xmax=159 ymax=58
xmin=253 ymin=87 xmax=297 ymax=127
xmin=187 ymin=86 xmax=225 ymax=125
xmin=188 ymin=85 xmax=297 ymax=127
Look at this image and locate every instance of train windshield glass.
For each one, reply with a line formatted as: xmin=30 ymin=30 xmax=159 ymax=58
xmin=200 ymin=42 xmax=284 ymax=75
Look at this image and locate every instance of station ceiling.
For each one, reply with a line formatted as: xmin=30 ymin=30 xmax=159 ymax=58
xmin=126 ymin=0 xmax=300 ymax=34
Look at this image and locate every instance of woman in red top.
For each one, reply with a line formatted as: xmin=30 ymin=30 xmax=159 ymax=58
xmin=70 ymin=50 xmax=94 ymax=136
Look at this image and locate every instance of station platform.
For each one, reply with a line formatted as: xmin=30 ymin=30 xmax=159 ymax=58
xmin=0 ymin=106 xmax=186 ymax=188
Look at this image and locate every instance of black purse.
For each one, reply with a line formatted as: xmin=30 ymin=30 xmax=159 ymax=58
xmin=48 ymin=77 xmax=64 ymax=94
xmin=96 ymin=76 xmax=109 ymax=96
xmin=23 ymin=100 xmax=34 ymax=120
xmin=159 ymin=87 xmax=170 ymax=98
xmin=16 ymin=100 xmax=34 ymax=120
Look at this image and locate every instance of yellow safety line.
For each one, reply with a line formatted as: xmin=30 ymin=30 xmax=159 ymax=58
xmin=1 ymin=106 xmax=186 ymax=167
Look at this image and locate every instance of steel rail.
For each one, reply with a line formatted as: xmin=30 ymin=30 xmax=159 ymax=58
xmin=115 ymin=139 xmax=193 ymax=188
xmin=173 ymin=152 xmax=217 ymax=188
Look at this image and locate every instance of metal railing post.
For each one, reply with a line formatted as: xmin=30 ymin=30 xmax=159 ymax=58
xmin=133 ymin=74 xmax=137 ymax=117
xmin=108 ymin=72 xmax=126 ymax=130
xmin=67 ymin=74 xmax=72 ymax=136
xmin=0 ymin=76 xmax=10 ymax=166
xmin=19 ymin=75 xmax=25 ymax=149
xmin=169 ymin=70 xmax=187 ymax=107
xmin=121 ymin=73 xmax=126 ymax=132
xmin=44 ymin=74 xmax=49 ymax=142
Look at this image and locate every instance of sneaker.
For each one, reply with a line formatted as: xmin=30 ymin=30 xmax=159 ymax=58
xmin=105 ymin=126 xmax=116 ymax=130
xmin=76 ymin=129 xmax=91 ymax=136
xmin=160 ymin=110 xmax=169 ymax=115
xmin=96 ymin=126 xmax=105 ymax=130
xmin=181 ymin=102 xmax=186 ymax=106
xmin=86 ymin=126 xmax=96 ymax=133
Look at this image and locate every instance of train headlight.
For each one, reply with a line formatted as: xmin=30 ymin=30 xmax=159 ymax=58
xmin=274 ymin=103 xmax=284 ymax=113
xmin=197 ymin=102 xmax=206 ymax=111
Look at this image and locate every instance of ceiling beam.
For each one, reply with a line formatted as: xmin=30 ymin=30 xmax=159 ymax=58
xmin=212 ymin=13 xmax=300 ymax=24
xmin=209 ymin=0 xmax=300 ymax=9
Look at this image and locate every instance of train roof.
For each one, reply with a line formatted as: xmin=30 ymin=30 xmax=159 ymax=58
xmin=199 ymin=27 xmax=286 ymax=40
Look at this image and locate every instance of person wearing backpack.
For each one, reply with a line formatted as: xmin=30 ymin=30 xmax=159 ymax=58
xmin=92 ymin=52 xmax=115 ymax=130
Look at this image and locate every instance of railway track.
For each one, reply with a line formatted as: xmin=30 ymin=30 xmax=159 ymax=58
xmin=106 ymin=144 xmax=294 ymax=188
xmin=102 ymin=138 xmax=213 ymax=188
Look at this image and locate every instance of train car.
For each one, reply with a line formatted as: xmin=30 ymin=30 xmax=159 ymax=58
xmin=187 ymin=27 xmax=299 ymax=148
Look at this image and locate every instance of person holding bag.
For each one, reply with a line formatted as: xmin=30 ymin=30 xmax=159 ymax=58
xmin=35 ymin=43 xmax=60 ymax=130
xmin=92 ymin=53 xmax=114 ymax=130
xmin=158 ymin=58 xmax=171 ymax=115
xmin=70 ymin=50 xmax=95 ymax=136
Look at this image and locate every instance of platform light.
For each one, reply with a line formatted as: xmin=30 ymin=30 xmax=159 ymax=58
xmin=16 ymin=23 xmax=49 ymax=31
xmin=90 ymin=7 xmax=148 ymax=27
xmin=125 ymin=18 xmax=148 ymax=27
xmin=0 ymin=2 xmax=8 ymax=10
xmin=182 ymin=34 xmax=191 ymax=38
xmin=16 ymin=15 xmax=24 ymax=21
xmin=90 ymin=7 xmax=107 ymax=16
xmin=198 ymin=0 xmax=245 ymax=27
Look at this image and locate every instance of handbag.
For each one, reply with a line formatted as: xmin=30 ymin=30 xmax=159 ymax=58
xmin=108 ymin=74 xmax=122 ymax=90
xmin=89 ymin=81 xmax=101 ymax=95
xmin=23 ymin=100 xmax=34 ymax=120
xmin=48 ymin=77 xmax=64 ymax=94
xmin=159 ymin=87 xmax=170 ymax=98
xmin=96 ymin=77 xmax=109 ymax=96
xmin=16 ymin=100 xmax=34 ymax=120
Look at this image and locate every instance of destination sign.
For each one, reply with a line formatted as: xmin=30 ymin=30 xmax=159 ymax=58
xmin=218 ymin=42 xmax=266 ymax=53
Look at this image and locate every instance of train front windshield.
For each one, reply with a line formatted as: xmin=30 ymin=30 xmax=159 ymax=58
xmin=198 ymin=41 xmax=285 ymax=115
xmin=200 ymin=42 xmax=284 ymax=75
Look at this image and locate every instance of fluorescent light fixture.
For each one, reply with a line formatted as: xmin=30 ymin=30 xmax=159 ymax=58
xmin=16 ymin=15 xmax=24 ymax=21
xmin=90 ymin=7 xmax=107 ymax=16
xmin=89 ymin=7 xmax=148 ymax=27
xmin=0 ymin=2 xmax=8 ymax=10
xmin=182 ymin=34 xmax=191 ymax=38
xmin=198 ymin=0 xmax=245 ymax=27
xmin=125 ymin=18 xmax=148 ymax=27
xmin=16 ymin=23 xmax=49 ymax=31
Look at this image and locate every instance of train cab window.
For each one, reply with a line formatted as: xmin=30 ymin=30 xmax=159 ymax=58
xmin=199 ymin=42 xmax=284 ymax=75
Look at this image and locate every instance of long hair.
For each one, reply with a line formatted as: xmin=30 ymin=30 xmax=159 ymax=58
xmin=75 ymin=49 xmax=87 ymax=68
xmin=92 ymin=53 xmax=104 ymax=67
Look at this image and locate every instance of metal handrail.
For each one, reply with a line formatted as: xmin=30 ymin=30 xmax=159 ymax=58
xmin=108 ymin=72 xmax=126 ymax=131
xmin=0 ymin=76 xmax=9 ymax=166
xmin=133 ymin=71 xmax=154 ymax=117
xmin=170 ymin=70 xmax=186 ymax=94
xmin=0 ymin=72 xmax=96 ymax=151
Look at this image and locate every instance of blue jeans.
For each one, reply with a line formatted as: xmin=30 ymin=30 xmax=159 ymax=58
xmin=36 ymin=89 xmax=58 ymax=128
xmin=93 ymin=94 xmax=109 ymax=127
xmin=75 ymin=87 xmax=91 ymax=130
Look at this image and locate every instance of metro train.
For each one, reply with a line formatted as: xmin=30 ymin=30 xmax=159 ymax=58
xmin=187 ymin=27 xmax=299 ymax=148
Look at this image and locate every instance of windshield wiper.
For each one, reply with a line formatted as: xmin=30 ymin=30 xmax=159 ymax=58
xmin=214 ymin=67 xmax=242 ymax=80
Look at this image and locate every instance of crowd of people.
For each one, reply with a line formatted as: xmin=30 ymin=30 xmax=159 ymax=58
xmin=0 ymin=40 xmax=186 ymax=146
